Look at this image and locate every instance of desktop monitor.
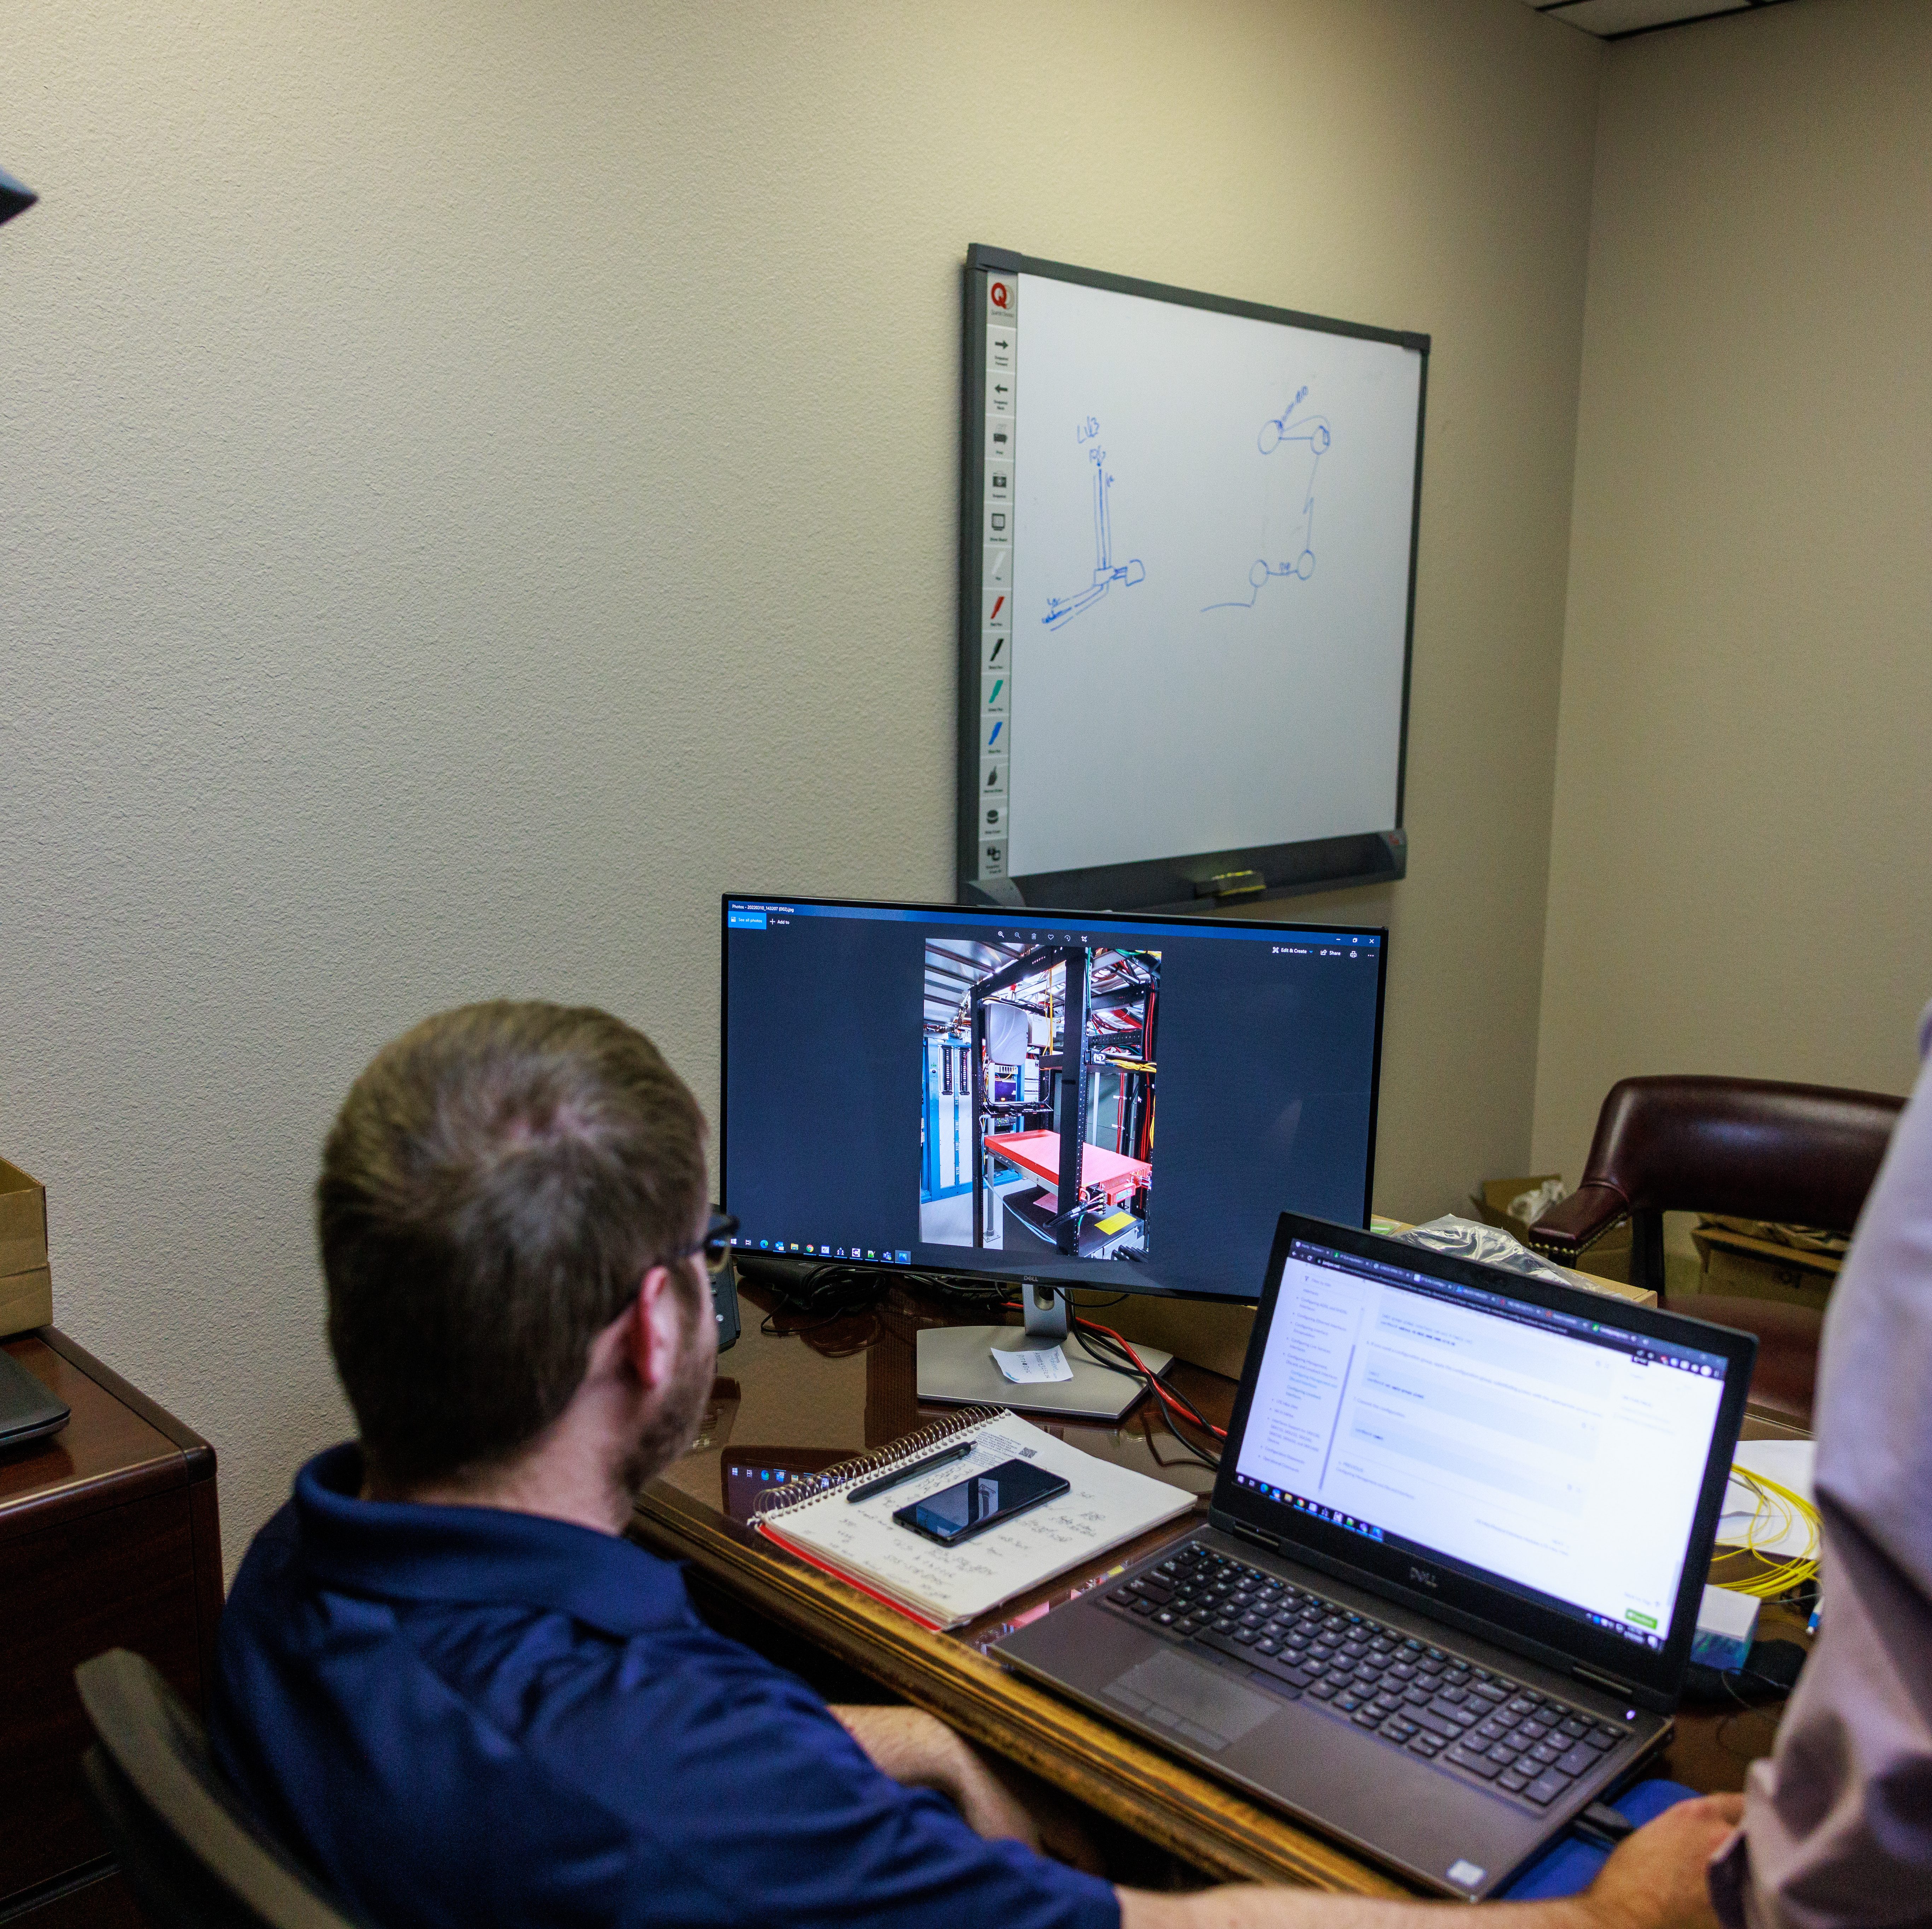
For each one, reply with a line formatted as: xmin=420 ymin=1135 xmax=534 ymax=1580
xmin=720 ymin=895 xmax=1388 ymax=1328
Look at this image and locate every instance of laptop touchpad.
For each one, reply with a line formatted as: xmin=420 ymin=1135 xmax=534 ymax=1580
xmin=1102 ymin=1651 xmax=1277 ymax=1752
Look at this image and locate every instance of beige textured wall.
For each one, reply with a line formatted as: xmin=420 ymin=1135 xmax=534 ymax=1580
xmin=1532 ymin=0 xmax=1932 ymax=1193
xmin=2 ymin=1 xmax=1599 ymax=1568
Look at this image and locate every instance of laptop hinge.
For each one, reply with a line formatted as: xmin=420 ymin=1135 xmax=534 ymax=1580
xmin=1571 ymin=1663 xmax=1642 ymax=1702
xmin=1230 ymin=1522 xmax=1283 ymax=1556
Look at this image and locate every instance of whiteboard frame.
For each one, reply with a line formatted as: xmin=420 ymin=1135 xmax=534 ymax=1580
xmin=957 ymin=244 xmax=1428 ymax=914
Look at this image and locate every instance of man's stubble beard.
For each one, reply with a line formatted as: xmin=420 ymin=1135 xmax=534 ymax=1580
xmin=615 ymin=1272 xmax=717 ymax=1503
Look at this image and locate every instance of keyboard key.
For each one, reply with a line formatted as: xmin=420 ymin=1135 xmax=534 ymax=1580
xmin=1334 ymin=1694 xmax=1363 ymax=1712
xmin=1353 ymin=1709 xmax=1383 ymax=1728
xmin=1414 ymin=1710 xmax=1464 ymax=1740
xmin=1594 ymin=1724 xmax=1624 ymax=1745
xmin=1259 ymin=1660 xmax=1312 ymax=1690
xmin=1488 ymin=1744 xmax=1520 ymax=1767
xmin=1556 ymin=1744 xmax=1598 ymax=1777
xmin=1427 ymin=1698 xmax=1474 ymax=1726
xmin=1385 ymin=1718 xmax=1418 ymax=1740
xmin=1523 ymin=1772 xmax=1569 ymax=1806
xmin=1506 ymin=1696 xmax=1537 ymax=1717
xmin=1446 ymin=1745 xmax=1502 ymax=1780
xmin=1475 ymin=1717 xmax=1509 ymax=1742
xmin=1232 ymin=1629 xmax=1259 ymax=1646
xmin=1582 ymin=1730 xmax=1617 ymax=1753
xmin=1497 ymin=1770 xmax=1530 ymax=1793
xmin=1131 ymin=1600 xmax=1158 ymax=1616
xmin=1408 ymin=1735 xmax=1443 ymax=1757
xmin=1309 ymin=1681 xmax=1338 ymax=1700
xmin=1530 ymin=1743 xmax=1564 ymax=1766
xmin=1559 ymin=1717 xmax=1590 ymax=1739
xmin=1517 ymin=1720 xmax=1548 ymax=1741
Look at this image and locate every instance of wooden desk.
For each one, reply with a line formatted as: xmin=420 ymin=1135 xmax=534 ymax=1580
xmin=0 ymin=1330 xmax=223 ymax=1927
xmin=634 ymin=1278 xmax=1807 ymax=1894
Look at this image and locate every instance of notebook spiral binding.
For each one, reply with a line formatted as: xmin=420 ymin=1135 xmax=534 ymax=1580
xmin=751 ymin=1404 xmax=1006 ymax=1518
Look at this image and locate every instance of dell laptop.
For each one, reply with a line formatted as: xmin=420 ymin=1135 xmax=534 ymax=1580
xmin=995 ymin=1214 xmax=1755 ymax=1898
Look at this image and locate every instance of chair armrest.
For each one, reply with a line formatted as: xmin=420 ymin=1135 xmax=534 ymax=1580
xmin=1527 ymin=1183 xmax=1628 ymax=1259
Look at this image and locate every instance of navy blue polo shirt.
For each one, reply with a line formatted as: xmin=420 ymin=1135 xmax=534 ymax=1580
xmin=211 ymin=1446 xmax=1119 ymax=1929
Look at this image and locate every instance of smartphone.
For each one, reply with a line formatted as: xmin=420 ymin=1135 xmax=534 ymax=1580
xmin=893 ymin=1458 xmax=1071 ymax=1547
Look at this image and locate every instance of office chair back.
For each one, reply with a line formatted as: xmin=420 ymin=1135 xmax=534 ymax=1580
xmin=1531 ymin=1074 xmax=1903 ymax=1299
xmin=75 ymin=1649 xmax=368 ymax=1929
xmin=1530 ymin=1075 xmax=1904 ymax=1424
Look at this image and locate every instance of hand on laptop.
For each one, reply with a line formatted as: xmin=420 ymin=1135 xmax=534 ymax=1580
xmin=1115 ymin=1790 xmax=1744 ymax=1929
xmin=1579 ymin=1793 xmax=1743 ymax=1929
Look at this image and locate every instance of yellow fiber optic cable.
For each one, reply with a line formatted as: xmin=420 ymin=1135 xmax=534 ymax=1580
xmin=1709 ymin=1467 xmax=1820 ymax=1600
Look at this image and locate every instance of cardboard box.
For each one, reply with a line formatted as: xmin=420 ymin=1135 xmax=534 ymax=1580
xmin=1473 ymin=1174 xmax=1633 ymax=1284
xmin=1690 ymin=1222 xmax=1839 ymax=1314
xmin=0 ymin=1157 xmax=53 ymax=1337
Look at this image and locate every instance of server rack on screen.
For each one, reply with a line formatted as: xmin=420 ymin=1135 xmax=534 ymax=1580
xmin=919 ymin=938 xmax=1159 ymax=1261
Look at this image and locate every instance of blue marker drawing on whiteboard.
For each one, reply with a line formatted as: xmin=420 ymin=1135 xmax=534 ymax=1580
xmin=1043 ymin=418 xmax=1146 ymax=629
xmin=1205 ymin=390 xmax=1331 ymax=611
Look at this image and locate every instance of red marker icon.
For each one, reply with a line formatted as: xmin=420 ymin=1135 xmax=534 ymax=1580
xmin=988 ymin=594 xmax=1005 ymax=622
xmin=990 ymin=281 xmax=1009 ymax=310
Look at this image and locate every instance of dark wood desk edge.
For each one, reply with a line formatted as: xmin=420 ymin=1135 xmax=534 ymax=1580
xmin=37 ymin=1328 xmax=216 ymax=1464
xmin=634 ymin=1483 xmax=1407 ymax=1896
xmin=25 ymin=1326 xmax=226 ymax=1694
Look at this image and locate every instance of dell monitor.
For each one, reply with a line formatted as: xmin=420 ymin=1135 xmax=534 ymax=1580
xmin=721 ymin=894 xmax=1388 ymax=1413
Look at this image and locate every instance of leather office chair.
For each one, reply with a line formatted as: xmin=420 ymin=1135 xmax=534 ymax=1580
xmin=75 ymin=1649 xmax=368 ymax=1929
xmin=1529 ymin=1076 xmax=1905 ymax=1426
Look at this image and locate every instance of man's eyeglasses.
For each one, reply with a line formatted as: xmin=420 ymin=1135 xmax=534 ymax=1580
xmin=675 ymin=1212 xmax=739 ymax=1276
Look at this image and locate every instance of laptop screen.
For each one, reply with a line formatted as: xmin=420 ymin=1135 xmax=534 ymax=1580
xmin=1230 ymin=1237 xmax=1732 ymax=1658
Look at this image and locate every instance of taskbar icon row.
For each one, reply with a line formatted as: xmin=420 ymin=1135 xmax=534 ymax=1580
xmin=1236 ymin=1472 xmax=1386 ymax=1543
xmin=733 ymin=1236 xmax=912 ymax=1266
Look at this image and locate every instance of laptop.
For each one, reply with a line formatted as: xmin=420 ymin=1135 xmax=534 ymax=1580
xmin=995 ymin=1214 xmax=1755 ymax=1898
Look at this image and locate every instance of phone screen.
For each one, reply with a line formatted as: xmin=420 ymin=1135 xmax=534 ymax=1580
xmin=894 ymin=1457 xmax=1071 ymax=1546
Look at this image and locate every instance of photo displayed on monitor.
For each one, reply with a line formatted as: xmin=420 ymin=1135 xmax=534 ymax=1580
xmin=921 ymin=938 xmax=1160 ymax=1263
xmin=723 ymin=896 xmax=1388 ymax=1302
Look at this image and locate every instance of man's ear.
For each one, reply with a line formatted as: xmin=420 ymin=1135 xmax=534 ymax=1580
xmin=624 ymin=1263 xmax=682 ymax=1393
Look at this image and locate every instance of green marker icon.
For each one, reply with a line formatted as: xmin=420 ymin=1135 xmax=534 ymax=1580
xmin=987 ymin=678 xmax=1005 ymax=707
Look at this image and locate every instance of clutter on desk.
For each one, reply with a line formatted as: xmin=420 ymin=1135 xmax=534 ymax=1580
xmin=1470 ymin=1174 xmax=1633 ymax=1281
xmin=1692 ymin=1219 xmax=1843 ymax=1313
xmin=990 ymin=1342 xmax=1073 ymax=1384
xmin=1394 ymin=1215 xmax=1630 ymax=1299
xmin=1679 ymin=1637 xmax=1808 ymax=1708
xmin=0 ymin=1157 xmax=53 ymax=1339
xmin=1690 ymin=1583 xmax=1762 ymax=1672
xmin=1712 ymin=1435 xmax=1820 ymax=1633
xmin=752 ymin=1406 xmax=1192 ymax=1629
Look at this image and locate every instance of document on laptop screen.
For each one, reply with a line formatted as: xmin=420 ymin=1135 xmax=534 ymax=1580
xmin=1233 ymin=1244 xmax=1727 ymax=1647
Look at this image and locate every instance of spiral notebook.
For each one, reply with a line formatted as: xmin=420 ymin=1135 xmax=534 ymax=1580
xmin=752 ymin=1406 xmax=1194 ymax=1631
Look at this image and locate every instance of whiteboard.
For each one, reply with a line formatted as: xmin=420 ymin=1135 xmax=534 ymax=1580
xmin=960 ymin=250 xmax=1426 ymax=912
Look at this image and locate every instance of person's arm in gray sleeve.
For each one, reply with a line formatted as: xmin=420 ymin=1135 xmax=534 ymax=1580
xmin=1711 ymin=1000 xmax=1932 ymax=1926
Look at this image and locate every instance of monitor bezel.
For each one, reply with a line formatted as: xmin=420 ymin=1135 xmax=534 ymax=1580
xmin=1208 ymin=1213 xmax=1757 ymax=1712
xmin=718 ymin=893 xmax=1390 ymax=1304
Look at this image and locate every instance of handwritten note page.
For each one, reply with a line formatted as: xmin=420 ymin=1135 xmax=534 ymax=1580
xmin=758 ymin=1412 xmax=1193 ymax=1629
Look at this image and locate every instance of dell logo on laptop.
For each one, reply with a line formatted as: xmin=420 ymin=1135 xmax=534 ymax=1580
xmin=1409 ymin=1565 xmax=1438 ymax=1590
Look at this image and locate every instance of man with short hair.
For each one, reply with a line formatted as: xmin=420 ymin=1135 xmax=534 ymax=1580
xmin=212 ymin=1000 xmax=1740 ymax=1929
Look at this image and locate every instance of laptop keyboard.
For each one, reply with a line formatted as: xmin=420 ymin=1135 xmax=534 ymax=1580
xmin=1105 ymin=1543 xmax=1629 ymax=1807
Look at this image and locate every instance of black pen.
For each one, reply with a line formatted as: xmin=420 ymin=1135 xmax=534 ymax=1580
xmin=847 ymin=1441 xmax=973 ymax=1504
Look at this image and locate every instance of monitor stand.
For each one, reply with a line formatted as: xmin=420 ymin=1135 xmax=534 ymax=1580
xmin=915 ymin=1280 xmax=1171 ymax=1423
